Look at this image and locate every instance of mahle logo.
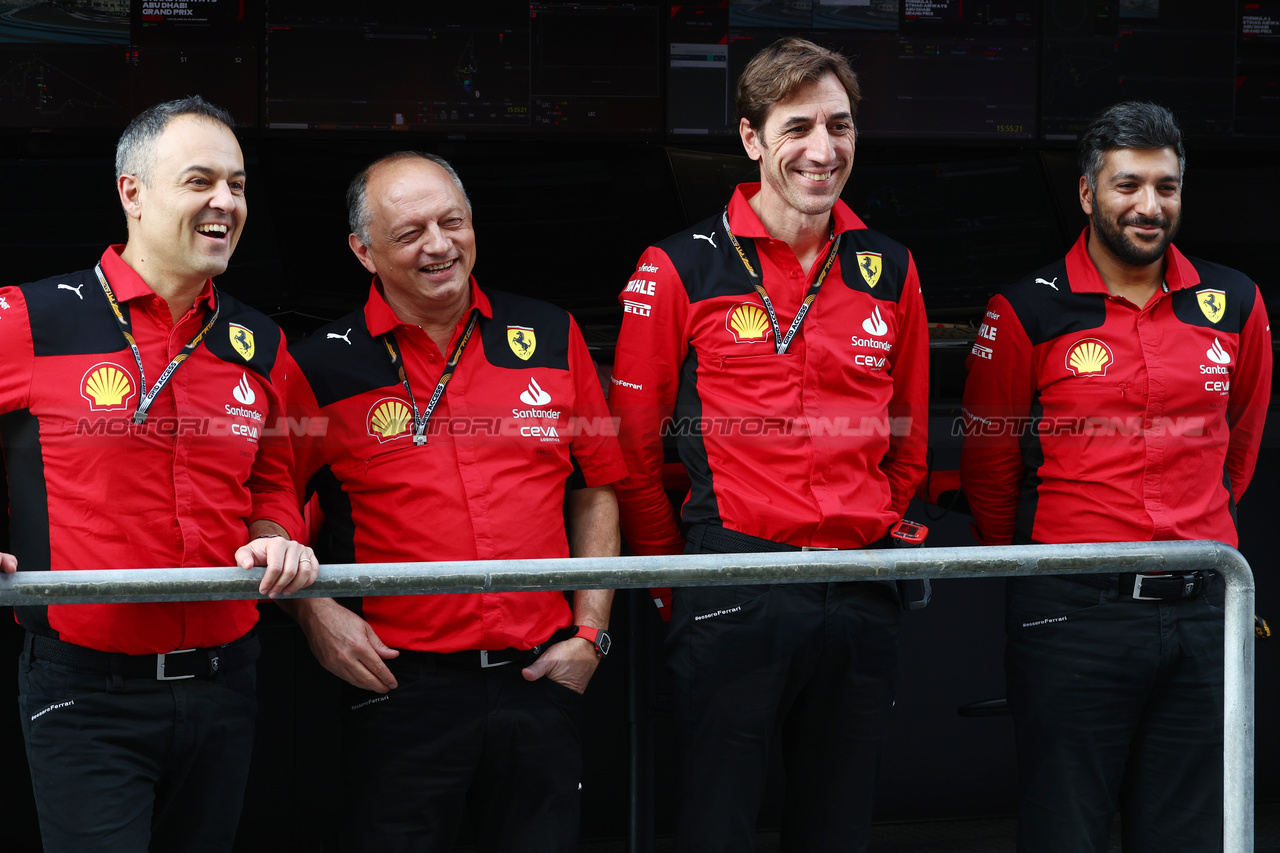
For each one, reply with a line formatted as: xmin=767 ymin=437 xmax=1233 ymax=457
xmin=81 ymin=363 xmax=135 ymax=410
xmin=1065 ymin=339 xmax=1113 ymax=377
xmin=368 ymin=398 xmax=412 ymax=442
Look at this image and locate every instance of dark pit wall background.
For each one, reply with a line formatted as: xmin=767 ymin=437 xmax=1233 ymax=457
xmin=1 ymin=1 xmax=1277 ymax=849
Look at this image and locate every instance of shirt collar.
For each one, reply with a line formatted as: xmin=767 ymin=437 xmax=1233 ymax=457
xmin=1064 ymin=228 xmax=1200 ymax=294
xmin=725 ymin=183 xmax=866 ymax=239
xmin=363 ymin=275 xmax=492 ymax=337
xmin=99 ymin=244 xmax=216 ymax=310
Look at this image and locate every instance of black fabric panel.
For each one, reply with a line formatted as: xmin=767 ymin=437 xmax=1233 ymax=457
xmin=1222 ymin=465 xmax=1238 ymax=535
xmin=1015 ymin=392 xmax=1045 ymax=544
xmin=836 ymin=230 xmax=911 ymax=303
xmin=480 ymin=290 xmax=570 ymax=371
xmin=308 ymin=464 xmax=354 ymax=564
xmin=673 ymin=346 xmax=720 ymax=528
xmin=656 ymin=212 xmax=760 ymax=305
xmin=1001 ymin=259 xmax=1108 ymax=346
xmin=307 ymin=465 xmax=363 ymax=616
xmin=1169 ymin=259 xmax=1256 ymax=333
xmin=23 ymin=271 xmax=128 ymax=358
xmin=205 ymin=293 xmax=282 ymax=382
xmin=1 ymin=409 xmax=54 ymax=637
xmin=566 ymin=455 xmax=586 ymax=491
xmin=291 ymin=310 xmax=400 ymax=410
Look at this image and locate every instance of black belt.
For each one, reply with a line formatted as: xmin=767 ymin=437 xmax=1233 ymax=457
xmin=25 ymin=630 xmax=259 ymax=680
xmin=1066 ymin=571 xmax=1213 ymax=601
xmin=396 ymin=626 xmax=579 ymax=672
xmin=687 ymin=524 xmax=890 ymax=554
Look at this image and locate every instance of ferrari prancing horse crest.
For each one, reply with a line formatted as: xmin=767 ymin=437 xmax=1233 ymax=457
xmin=856 ymin=252 xmax=882 ymax=288
xmin=508 ymin=326 xmax=536 ymax=360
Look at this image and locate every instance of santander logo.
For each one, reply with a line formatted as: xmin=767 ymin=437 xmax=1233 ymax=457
xmin=862 ymin=306 xmax=888 ymax=337
xmin=233 ymin=372 xmax=256 ymax=405
xmin=520 ymin=378 xmax=551 ymax=406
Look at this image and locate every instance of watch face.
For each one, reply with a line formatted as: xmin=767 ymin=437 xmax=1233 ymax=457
xmin=596 ymin=630 xmax=611 ymax=657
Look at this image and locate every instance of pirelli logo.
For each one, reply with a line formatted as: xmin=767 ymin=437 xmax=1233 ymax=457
xmin=81 ymin=363 xmax=135 ymax=410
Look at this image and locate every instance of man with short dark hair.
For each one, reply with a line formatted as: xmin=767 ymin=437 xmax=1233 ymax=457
xmin=0 ymin=96 xmax=316 ymax=852
xmin=283 ymin=151 xmax=626 ymax=852
xmin=609 ymin=37 xmax=928 ymax=853
xmin=961 ymin=101 xmax=1271 ymax=851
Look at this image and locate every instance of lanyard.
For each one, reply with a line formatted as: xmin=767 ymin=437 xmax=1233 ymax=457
xmin=381 ymin=309 xmax=480 ymax=446
xmin=94 ymin=264 xmax=221 ymax=426
xmin=721 ymin=208 xmax=841 ymax=355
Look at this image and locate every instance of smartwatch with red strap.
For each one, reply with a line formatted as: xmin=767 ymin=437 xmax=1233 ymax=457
xmin=572 ymin=625 xmax=611 ymax=658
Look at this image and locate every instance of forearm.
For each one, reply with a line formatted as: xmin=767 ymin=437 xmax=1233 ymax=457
xmin=567 ymin=485 xmax=621 ymax=559
xmin=571 ymin=588 xmax=613 ymax=630
xmin=566 ymin=487 xmax=618 ymax=633
xmin=248 ymin=518 xmax=290 ymax=540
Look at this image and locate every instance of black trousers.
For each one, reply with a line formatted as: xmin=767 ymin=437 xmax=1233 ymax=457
xmin=18 ymin=644 xmax=258 ymax=853
xmin=667 ymin=564 xmax=902 ymax=853
xmin=1005 ymin=575 xmax=1226 ymax=853
xmin=339 ymin=653 xmax=584 ymax=853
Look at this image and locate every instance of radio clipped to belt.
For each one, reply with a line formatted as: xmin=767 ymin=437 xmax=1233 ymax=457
xmin=891 ymin=519 xmax=932 ymax=611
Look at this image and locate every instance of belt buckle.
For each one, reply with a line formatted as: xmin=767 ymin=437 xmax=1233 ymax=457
xmin=156 ymin=648 xmax=198 ymax=680
xmin=801 ymin=546 xmax=838 ymax=552
xmin=478 ymin=650 xmax=511 ymax=669
xmin=1132 ymin=573 xmax=1174 ymax=601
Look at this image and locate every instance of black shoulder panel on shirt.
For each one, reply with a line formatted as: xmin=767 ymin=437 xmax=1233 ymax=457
xmin=837 ymin=229 xmax=911 ymax=303
xmin=654 ymin=212 xmax=760 ymax=305
xmin=21 ymin=269 xmax=128 ymax=357
xmin=290 ymin=309 xmax=399 ymax=410
xmin=999 ymin=259 xmax=1107 ymax=346
xmin=480 ymin=289 xmax=571 ymax=371
xmin=1169 ymin=258 xmax=1256 ymax=334
xmin=205 ymin=294 xmax=282 ymax=382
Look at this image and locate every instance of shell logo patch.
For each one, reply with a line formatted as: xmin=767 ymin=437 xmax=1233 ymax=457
xmin=508 ymin=326 xmax=536 ymax=360
xmin=726 ymin=303 xmax=772 ymax=343
xmin=1065 ymin=339 xmax=1114 ymax=377
xmin=229 ymin=323 xmax=255 ymax=361
xmin=81 ymin=363 xmax=135 ymax=410
xmin=368 ymin=398 xmax=412 ymax=443
xmin=1197 ymin=289 xmax=1226 ymax=324
xmin=856 ymin=252 xmax=882 ymax=288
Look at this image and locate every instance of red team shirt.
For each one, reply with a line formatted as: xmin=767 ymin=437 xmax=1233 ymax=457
xmin=961 ymin=231 xmax=1272 ymax=548
xmin=286 ymin=279 xmax=627 ymax=653
xmin=609 ymin=184 xmax=929 ymax=555
xmin=0 ymin=247 xmax=302 ymax=653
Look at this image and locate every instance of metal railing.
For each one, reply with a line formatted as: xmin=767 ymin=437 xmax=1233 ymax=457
xmin=0 ymin=540 xmax=1255 ymax=851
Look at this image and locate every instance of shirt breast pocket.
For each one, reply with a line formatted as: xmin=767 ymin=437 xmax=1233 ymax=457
xmin=714 ymin=352 xmax=800 ymax=387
